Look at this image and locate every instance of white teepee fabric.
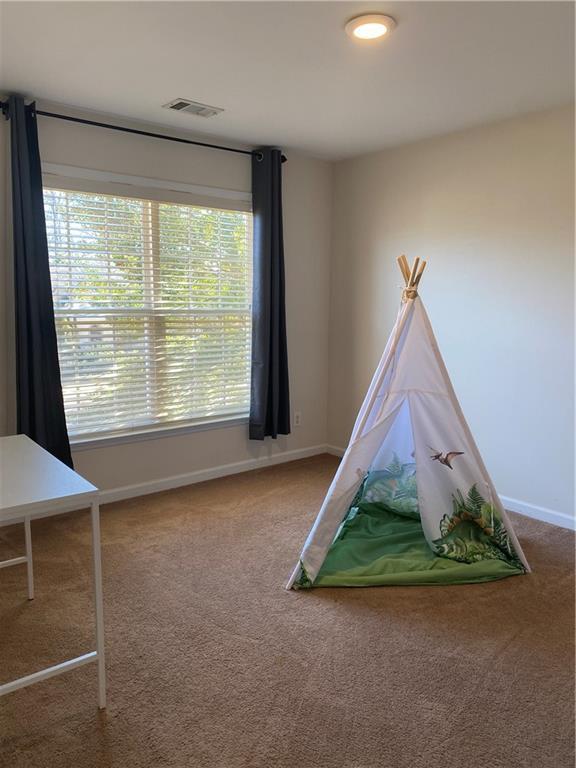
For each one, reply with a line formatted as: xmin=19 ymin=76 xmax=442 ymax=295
xmin=287 ymin=293 xmax=529 ymax=589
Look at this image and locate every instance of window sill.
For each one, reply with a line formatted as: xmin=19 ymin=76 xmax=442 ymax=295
xmin=70 ymin=415 xmax=249 ymax=451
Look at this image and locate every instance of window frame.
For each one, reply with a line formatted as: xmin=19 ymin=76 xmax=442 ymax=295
xmin=42 ymin=165 xmax=253 ymax=448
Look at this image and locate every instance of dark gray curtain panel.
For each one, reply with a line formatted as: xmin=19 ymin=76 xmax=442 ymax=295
xmin=8 ymin=96 xmax=73 ymax=467
xmin=249 ymin=148 xmax=290 ymax=440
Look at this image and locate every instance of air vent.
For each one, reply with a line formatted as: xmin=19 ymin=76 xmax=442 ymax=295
xmin=162 ymin=98 xmax=224 ymax=118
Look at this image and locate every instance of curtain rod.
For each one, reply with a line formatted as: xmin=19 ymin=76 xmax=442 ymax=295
xmin=0 ymin=100 xmax=287 ymax=163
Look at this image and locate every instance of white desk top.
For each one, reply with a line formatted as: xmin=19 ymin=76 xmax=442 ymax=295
xmin=0 ymin=435 xmax=97 ymax=521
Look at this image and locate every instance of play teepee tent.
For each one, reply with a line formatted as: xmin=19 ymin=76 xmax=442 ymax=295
xmin=287 ymin=256 xmax=530 ymax=589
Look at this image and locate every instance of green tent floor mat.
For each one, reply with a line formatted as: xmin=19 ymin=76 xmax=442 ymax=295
xmin=311 ymin=502 xmax=524 ymax=587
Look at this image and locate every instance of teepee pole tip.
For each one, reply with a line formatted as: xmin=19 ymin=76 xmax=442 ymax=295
xmin=414 ymin=259 xmax=427 ymax=287
xmin=408 ymin=257 xmax=420 ymax=288
xmin=397 ymin=255 xmax=410 ymax=285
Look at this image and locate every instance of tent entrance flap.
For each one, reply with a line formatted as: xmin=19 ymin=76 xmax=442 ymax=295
xmin=288 ymin=256 xmax=529 ymax=590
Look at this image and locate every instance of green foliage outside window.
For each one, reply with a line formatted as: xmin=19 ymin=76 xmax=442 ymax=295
xmin=44 ymin=188 xmax=252 ymax=438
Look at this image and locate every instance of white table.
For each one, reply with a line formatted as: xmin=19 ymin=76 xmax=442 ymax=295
xmin=0 ymin=435 xmax=105 ymax=708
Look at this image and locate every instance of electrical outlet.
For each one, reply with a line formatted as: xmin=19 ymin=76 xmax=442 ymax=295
xmin=294 ymin=411 xmax=302 ymax=427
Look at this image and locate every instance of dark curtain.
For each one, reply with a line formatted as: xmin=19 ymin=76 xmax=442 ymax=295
xmin=249 ymin=148 xmax=290 ymax=440
xmin=8 ymin=95 xmax=73 ymax=467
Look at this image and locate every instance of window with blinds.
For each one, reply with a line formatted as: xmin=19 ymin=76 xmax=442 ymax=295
xmin=43 ymin=187 xmax=253 ymax=440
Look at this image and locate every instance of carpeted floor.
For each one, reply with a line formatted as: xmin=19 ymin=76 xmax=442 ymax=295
xmin=0 ymin=454 xmax=574 ymax=768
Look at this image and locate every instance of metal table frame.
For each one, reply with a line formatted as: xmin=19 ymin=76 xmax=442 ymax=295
xmin=0 ymin=436 xmax=105 ymax=708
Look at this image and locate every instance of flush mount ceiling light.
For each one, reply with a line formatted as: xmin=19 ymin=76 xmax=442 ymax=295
xmin=345 ymin=13 xmax=396 ymax=41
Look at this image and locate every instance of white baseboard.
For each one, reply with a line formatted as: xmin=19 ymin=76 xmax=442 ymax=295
xmin=499 ymin=495 xmax=575 ymax=531
xmin=99 ymin=442 xmax=574 ymax=532
xmin=99 ymin=444 xmax=331 ymax=505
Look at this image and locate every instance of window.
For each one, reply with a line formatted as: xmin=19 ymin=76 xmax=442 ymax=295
xmin=44 ymin=187 xmax=253 ymax=441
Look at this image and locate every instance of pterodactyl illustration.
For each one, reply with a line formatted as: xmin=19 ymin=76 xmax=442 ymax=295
xmin=428 ymin=447 xmax=464 ymax=470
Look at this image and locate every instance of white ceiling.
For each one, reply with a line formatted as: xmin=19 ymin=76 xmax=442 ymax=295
xmin=1 ymin=1 xmax=573 ymax=159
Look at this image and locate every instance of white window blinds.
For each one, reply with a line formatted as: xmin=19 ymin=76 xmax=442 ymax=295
xmin=44 ymin=187 xmax=253 ymax=440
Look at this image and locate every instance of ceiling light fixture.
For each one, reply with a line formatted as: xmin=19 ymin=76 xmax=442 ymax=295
xmin=345 ymin=13 xmax=396 ymax=41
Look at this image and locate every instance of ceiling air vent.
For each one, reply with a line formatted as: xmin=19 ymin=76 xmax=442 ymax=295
xmin=162 ymin=98 xmax=224 ymax=118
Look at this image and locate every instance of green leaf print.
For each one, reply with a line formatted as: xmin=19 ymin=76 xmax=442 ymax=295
xmin=434 ymin=484 xmax=524 ymax=570
xmin=361 ymin=456 xmax=419 ymax=518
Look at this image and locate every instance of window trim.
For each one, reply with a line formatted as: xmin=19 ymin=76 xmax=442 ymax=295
xmin=42 ymin=163 xmax=252 ymax=211
xmin=44 ymin=169 xmax=253 ymax=446
xmin=70 ymin=414 xmax=249 ymax=451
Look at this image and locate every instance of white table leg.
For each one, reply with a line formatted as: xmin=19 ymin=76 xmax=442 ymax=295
xmin=90 ymin=501 xmax=106 ymax=709
xmin=24 ymin=517 xmax=34 ymax=600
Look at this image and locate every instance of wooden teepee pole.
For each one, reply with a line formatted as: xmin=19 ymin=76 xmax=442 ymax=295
xmin=408 ymin=257 xmax=420 ymax=288
xmin=397 ymin=255 xmax=410 ymax=285
xmin=414 ymin=259 xmax=427 ymax=287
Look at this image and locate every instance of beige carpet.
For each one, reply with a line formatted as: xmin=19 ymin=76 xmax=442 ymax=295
xmin=0 ymin=454 xmax=574 ymax=768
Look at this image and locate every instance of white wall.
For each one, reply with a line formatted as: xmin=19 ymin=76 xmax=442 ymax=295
xmin=0 ymin=107 xmax=332 ymax=492
xmin=329 ymin=106 xmax=574 ymax=521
